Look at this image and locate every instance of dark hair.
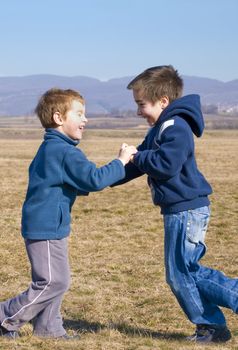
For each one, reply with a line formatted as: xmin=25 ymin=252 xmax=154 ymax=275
xmin=127 ymin=65 xmax=183 ymax=103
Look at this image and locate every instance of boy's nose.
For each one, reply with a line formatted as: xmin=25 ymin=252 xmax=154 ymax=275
xmin=137 ymin=108 xmax=142 ymax=116
xmin=82 ymin=115 xmax=88 ymax=123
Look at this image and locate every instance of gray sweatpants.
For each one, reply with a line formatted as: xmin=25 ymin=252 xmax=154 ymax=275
xmin=0 ymin=238 xmax=70 ymax=337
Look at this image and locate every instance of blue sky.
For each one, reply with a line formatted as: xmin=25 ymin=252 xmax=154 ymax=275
xmin=0 ymin=0 xmax=237 ymax=81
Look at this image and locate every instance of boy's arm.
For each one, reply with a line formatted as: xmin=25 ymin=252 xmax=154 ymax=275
xmin=111 ymin=136 xmax=150 ymax=187
xmin=63 ymin=146 xmax=135 ymax=192
xmin=111 ymin=161 xmax=144 ymax=187
xmin=133 ymin=121 xmax=190 ymax=180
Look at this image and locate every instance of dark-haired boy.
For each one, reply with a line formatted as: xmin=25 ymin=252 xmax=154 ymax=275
xmin=113 ymin=65 xmax=238 ymax=343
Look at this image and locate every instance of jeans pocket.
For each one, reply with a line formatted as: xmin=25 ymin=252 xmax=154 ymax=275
xmin=186 ymin=206 xmax=210 ymax=244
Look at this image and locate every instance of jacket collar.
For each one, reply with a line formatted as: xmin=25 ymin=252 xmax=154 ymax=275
xmin=44 ymin=128 xmax=79 ymax=146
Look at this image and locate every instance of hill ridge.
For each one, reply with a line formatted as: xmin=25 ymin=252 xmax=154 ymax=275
xmin=0 ymin=74 xmax=237 ymax=116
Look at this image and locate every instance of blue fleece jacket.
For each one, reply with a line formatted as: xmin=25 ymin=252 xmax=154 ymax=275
xmin=21 ymin=129 xmax=125 ymax=240
xmin=114 ymin=94 xmax=212 ymax=214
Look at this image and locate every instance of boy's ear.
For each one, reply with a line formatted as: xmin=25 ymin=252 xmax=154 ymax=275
xmin=53 ymin=112 xmax=64 ymax=126
xmin=160 ymin=96 xmax=169 ymax=109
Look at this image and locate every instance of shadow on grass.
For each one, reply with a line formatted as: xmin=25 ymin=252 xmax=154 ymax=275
xmin=64 ymin=319 xmax=185 ymax=340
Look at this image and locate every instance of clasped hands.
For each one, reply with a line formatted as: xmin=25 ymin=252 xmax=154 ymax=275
xmin=118 ymin=143 xmax=137 ymax=166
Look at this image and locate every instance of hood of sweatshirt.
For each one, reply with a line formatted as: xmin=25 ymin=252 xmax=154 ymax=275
xmin=156 ymin=94 xmax=204 ymax=137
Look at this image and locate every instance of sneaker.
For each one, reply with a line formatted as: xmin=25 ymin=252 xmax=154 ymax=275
xmin=187 ymin=324 xmax=231 ymax=343
xmin=0 ymin=325 xmax=19 ymax=339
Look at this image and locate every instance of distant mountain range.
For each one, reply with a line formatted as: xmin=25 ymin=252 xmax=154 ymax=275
xmin=0 ymin=74 xmax=237 ymax=116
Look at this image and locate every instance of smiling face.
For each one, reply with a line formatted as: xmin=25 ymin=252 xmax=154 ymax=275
xmin=56 ymin=99 xmax=88 ymax=140
xmin=133 ymin=90 xmax=169 ymax=126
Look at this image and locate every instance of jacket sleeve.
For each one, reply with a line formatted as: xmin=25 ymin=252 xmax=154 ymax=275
xmin=111 ymin=161 xmax=144 ymax=187
xmin=133 ymin=121 xmax=191 ymax=180
xmin=63 ymin=147 xmax=125 ymax=192
xmin=110 ymin=135 xmax=149 ymax=187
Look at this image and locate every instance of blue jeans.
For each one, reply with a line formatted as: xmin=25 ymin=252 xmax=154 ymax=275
xmin=163 ymin=206 xmax=238 ymax=326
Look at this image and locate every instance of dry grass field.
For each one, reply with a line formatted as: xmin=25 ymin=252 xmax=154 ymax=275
xmin=0 ymin=127 xmax=237 ymax=350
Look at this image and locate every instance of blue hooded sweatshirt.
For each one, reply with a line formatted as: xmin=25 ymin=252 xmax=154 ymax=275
xmin=21 ymin=129 xmax=125 ymax=240
xmin=114 ymin=94 xmax=212 ymax=214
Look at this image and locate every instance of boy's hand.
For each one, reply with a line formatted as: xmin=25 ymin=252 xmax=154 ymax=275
xmin=118 ymin=143 xmax=137 ymax=165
